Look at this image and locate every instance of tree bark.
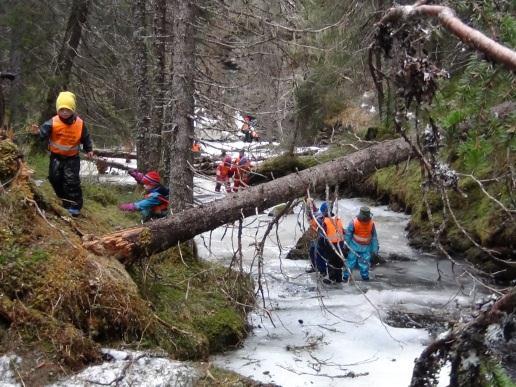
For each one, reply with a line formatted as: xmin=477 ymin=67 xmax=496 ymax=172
xmin=132 ymin=0 xmax=156 ymax=172
xmin=378 ymin=3 xmax=516 ymax=72
xmin=151 ymin=0 xmax=166 ymax=180
xmin=94 ymin=149 xmax=137 ymax=160
xmin=168 ymin=1 xmax=196 ymax=212
xmin=84 ymin=137 xmax=412 ymax=264
xmin=40 ymin=0 xmax=91 ymax=122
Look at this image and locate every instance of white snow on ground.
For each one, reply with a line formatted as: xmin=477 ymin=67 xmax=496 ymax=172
xmin=0 ymin=354 xmax=21 ymax=387
xmin=50 ymin=349 xmax=200 ymax=387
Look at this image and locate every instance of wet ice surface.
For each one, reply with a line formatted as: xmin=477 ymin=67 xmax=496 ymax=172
xmin=0 ymin=354 xmax=21 ymax=387
xmin=194 ymin=180 xmax=482 ymax=387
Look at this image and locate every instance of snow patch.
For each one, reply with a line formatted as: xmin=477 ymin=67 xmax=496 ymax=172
xmin=51 ymin=350 xmax=200 ymax=387
xmin=0 ymin=354 xmax=22 ymax=387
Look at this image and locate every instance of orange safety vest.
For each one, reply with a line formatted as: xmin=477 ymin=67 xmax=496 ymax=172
xmin=49 ymin=115 xmax=83 ymax=156
xmin=192 ymin=143 xmax=201 ymax=153
xmin=216 ymin=162 xmax=231 ymax=179
xmin=352 ymin=218 xmax=374 ymax=245
xmin=144 ymin=192 xmax=169 ymax=214
xmin=323 ymin=217 xmax=344 ymax=243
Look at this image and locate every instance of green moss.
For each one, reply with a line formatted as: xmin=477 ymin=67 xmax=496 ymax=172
xmin=367 ymin=161 xmax=515 ymax=272
xmin=131 ymin=247 xmax=253 ymax=360
xmin=479 ymin=359 xmax=516 ymax=387
xmin=256 ymin=153 xmax=310 ymax=179
xmin=196 ymin=366 xmax=263 ymax=386
xmin=194 ymin=308 xmax=246 ymax=353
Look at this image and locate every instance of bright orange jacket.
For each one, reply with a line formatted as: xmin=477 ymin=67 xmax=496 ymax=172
xmin=192 ymin=143 xmax=201 ymax=153
xmin=352 ymin=218 xmax=374 ymax=245
xmin=49 ymin=115 xmax=83 ymax=156
xmin=216 ymin=162 xmax=231 ymax=179
xmin=323 ymin=217 xmax=344 ymax=243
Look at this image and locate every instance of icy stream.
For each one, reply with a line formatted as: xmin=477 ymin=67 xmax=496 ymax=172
xmin=194 ymin=181 xmax=482 ymax=387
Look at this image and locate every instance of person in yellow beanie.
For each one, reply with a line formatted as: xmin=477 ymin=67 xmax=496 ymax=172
xmin=33 ymin=91 xmax=94 ymax=217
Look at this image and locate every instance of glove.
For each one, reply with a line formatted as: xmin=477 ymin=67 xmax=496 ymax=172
xmin=119 ymin=203 xmax=137 ymax=212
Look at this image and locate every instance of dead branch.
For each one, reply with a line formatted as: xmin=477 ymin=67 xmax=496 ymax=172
xmin=378 ymin=3 xmax=516 ymax=71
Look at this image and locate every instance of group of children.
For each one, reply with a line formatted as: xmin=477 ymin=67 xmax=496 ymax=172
xmin=215 ymin=150 xmax=252 ymax=193
xmin=307 ymin=201 xmax=379 ymax=283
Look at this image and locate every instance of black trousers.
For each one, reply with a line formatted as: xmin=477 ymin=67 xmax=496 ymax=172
xmin=319 ymin=240 xmax=345 ymax=282
xmin=48 ymin=154 xmax=83 ymax=210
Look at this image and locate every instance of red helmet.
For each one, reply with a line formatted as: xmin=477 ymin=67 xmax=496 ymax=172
xmin=142 ymin=171 xmax=161 ymax=186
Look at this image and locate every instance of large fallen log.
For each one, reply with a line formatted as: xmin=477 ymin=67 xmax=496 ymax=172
xmin=84 ymin=137 xmax=412 ymax=264
xmin=94 ymin=149 xmax=137 ymax=160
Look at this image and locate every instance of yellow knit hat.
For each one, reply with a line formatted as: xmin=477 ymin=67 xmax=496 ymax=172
xmin=56 ymin=91 xmax=76 ymax=112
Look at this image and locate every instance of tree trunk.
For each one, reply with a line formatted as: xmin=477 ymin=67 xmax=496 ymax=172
xmin=84 ymin=137 xmax=412 ymax=264
xmin=378 ymin=3 xmax=516 ymax=71
xmin=168 ymin=1 xmax=196 ymax=212
xmin=151 ymin=0 xmax=166 ymax=180
xmin=39 ymin=0 xmax=91 ymax=122
xmin=94 ymin=149 xmax=137 ymax=159
xmin=132 ymin=0 xmax=156 ymax=172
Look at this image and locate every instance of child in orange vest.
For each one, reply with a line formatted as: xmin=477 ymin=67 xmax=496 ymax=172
xmin=231 ymin=150 xmax=251 ymax=192
xmin=215 ymin=154 xmax=233 ymax=193
xmin=318 ymin=203 xmax=346 ymax=283
xmin=343 ymin=207 xmax=379 ymax=282
xmin=34 ymin=91 xmax=94 ymax=217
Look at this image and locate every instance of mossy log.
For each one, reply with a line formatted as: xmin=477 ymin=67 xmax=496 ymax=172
xmin=84 ymin=137 xmax=413 ymax=264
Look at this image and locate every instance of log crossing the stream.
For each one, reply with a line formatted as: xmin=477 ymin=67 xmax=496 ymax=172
xmin=84 ymin=137 xmax=413 ymax=264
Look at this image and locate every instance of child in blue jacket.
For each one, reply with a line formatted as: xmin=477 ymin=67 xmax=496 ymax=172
xmin=119 ymin=170 xmax=169 ymax=222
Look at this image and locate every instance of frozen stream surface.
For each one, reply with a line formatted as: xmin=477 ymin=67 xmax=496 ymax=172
xmin=194 ymin=181 xmax=483 ymax=387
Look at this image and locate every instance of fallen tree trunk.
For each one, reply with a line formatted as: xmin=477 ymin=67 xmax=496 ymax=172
xmin=94 ymin=149 xmax=137 ymax=160
xmin=92 ymin=157 xmax=133 ymax=174
xmin=84 ymin=137 xmax=412 ymax=264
